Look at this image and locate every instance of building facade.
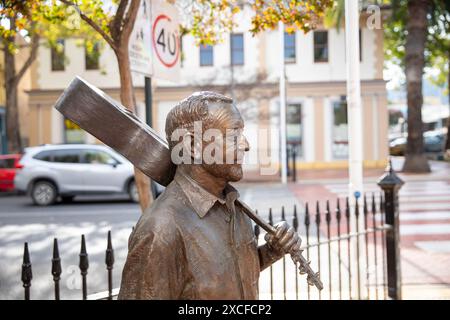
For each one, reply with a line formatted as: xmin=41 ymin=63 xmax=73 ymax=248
xmin=26 ymin=8 xmax=388 ymax=174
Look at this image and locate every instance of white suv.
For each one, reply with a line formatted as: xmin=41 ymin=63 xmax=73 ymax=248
xmin=14 ymin=144 xmax=138 ymax=206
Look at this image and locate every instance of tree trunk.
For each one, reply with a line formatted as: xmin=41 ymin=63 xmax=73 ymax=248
xmin=4 ymin=18 xmax=22 ymax=154
xmin=445 ymin=53 xmax=450 ymax=151
xmin=402 ymin=0 xmax=431 ymax=173
xmin=116 ymin=48 xmax=152 ymax=212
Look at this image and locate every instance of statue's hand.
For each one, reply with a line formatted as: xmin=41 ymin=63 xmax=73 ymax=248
xmin=264 ymin=221 xmax=302 ymax=255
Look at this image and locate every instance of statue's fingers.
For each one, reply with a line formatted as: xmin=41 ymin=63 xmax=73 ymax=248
xmin=283 ymin=236 xmax=298 ymax=252
xmin=278 ymin=227 xmax=295 ymax=247
xmin=274 ymin=222 xmax=288 ymax=240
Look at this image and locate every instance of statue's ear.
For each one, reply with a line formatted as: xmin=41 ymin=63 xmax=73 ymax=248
xmin=181 ymin=131 xmax=201 ymax=163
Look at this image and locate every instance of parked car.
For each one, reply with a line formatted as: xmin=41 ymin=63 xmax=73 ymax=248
xmin=389 ymin=132 xmax=445 ymax=156
xmin=0 ymin=154 xmax=22 ymax=192
xmin=14 ymin=144 xmax=138 ymax=206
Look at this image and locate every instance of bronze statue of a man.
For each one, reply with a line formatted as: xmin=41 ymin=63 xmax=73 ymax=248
xmin=118 ymin=92 xmax=301 ymax=300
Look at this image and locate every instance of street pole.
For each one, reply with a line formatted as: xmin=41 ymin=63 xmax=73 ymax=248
xmin=145 ymin=76 xmax=153 ymax=126
xmin=345 ymin=0 xmax=365 ymax=299
xmin=145 ymin=76 xmax=157 ymax=198
xmin=279 ymin=21 xmax=287 ymax=184
xmin=345 ymin=0 xmax=364 ymax=202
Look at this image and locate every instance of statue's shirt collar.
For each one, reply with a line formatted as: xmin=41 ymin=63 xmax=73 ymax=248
xmin=174 ymin=169 xmax=240 ymax=218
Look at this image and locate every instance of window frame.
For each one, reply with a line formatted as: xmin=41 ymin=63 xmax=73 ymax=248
xmin=199 ymin=44 xmax=214 ymax=67
xmin=85 ymin=41 xmax=100 ymax=70
xmin=284 ymin=32 xmax=296 ymax=64
xmin=230 ymin=33 xmax=244 ymax=66
xmin=331 ymin=96 xmax=349 ymax=160
xmin=313 ymin=30 xmax=329 ymax=63
xmin=51 ymin=39 xmax=65 ymax=71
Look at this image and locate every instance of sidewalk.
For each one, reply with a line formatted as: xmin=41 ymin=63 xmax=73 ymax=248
xmin=238 ymin=157 xmax=450 ymax=300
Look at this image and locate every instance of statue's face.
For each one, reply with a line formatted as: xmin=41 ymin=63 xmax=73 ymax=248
xmin=201 ymin=102 xmax=249 ymax=182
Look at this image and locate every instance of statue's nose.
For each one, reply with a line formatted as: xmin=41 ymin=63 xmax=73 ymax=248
xmin=240 ymin=136 xmax=250 ymax=152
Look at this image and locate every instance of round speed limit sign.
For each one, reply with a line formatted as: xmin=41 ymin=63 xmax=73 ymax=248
xmin=152 ymin=14 xmax=180 ymax=68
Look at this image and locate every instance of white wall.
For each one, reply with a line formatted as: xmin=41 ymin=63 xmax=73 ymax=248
xmin=37 ymin=39 xmax=145 ymax=90
xmin=36 ymin=9 xmax=380 ymax=90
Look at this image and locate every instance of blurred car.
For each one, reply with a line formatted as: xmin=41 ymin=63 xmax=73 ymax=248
xmin=14 ymin=144 xmax=138 ymax=206
xmin=0 ymin=154 xmax=22 ymax=192
xmin=389 ymin=137 xmax=407 ymax=156
xmin=389 ymin=132 xmax=445 ymax=156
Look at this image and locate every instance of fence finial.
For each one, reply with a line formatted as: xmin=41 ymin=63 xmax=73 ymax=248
xmin=293 ymin=205 xmax=298 ymax=231
xmin=52 ymin=238 xmax=62 ymax=300
xmin=315 ymin=201 xmax=321 ymax=225
xmin=79 ymin=234 xmax=89 ymax=300
xmin=106 ymin=231 xmax=114 ymax=269
xmin=22 ymin=242 xmax=32 ymax=300
xmin=336 ymin=198 xmax=341 ymax=221
xmin=326 ymin=200 xmax=331 ymax=223
xmin=304 ymin=203 xmax=310 ymax=226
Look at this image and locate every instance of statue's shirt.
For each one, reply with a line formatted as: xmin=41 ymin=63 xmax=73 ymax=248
xmin=118 ymin=170 xmax=281 ymax=300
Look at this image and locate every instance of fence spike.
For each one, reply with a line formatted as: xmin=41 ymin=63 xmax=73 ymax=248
xmin=79 ymin=234 xmax=89 ymax=300
xmin=21 ymin=242 xmax=32 ymax=300
xmin=364 ymin=194 xmax=368 ymax=216
xmin=52 ymin=238 xmax=62 ymax=300
xmin=372 ymin=192 xmax=376 ymax=215
xmin=105 ymin=231 xmax=115 ymax=300
xmin=304 ymin=203 xmax=310 ymax=226
xmin=336 ymin=198 xmax=341 ymax=221
xmin=326 ymin=200 xmax=331 ymax=223
xmin=268 ymin=208 xmax=273 ymax=226
xmin=345 ymin=197 xmax=350 ymax=220
xmin=315 ymin=201 xmax=321 ymax=225
xmin=293 ymin=205 xmax=298 ymax=231
xmin=281 ymin=206 xmax=286 ymax=221
xmin=106 ymin=231 xmax=114 ymax=269
xmin=52 ymin=238 xmax=62 ymax=276
xmin=355 ymin=196 xmax=360 ymax=217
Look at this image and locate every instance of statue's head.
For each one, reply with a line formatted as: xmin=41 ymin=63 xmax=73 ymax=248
xmin=165 ymin=91 xmax=249 ymax=182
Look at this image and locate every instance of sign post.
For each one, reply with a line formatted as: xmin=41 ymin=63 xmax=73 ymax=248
xmin=129 ymin=0 xmax=180 ymax=198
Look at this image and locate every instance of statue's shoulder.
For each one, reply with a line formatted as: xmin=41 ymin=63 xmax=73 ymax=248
xmin=134 ymin=180 xmax=191 ymax=232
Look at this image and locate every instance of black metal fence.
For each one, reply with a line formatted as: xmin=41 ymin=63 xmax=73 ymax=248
xmin=19 ymin=164 xmax=403 ymax=300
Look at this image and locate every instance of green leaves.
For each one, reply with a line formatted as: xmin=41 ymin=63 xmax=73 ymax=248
xmin=177 ymin=0 xmax=333 ymax=46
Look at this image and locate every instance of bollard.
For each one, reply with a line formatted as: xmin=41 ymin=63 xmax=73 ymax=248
xmin=377 ymin=159 xmax=404 ymax=300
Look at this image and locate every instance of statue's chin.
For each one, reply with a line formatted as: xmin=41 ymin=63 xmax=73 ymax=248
xmin=202 ymin=163 xmax=243 ymax=183
xmin=227 ymin=166 xmax=243 ymax=182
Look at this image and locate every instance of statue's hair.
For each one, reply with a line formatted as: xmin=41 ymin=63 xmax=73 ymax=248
xmin=165 ymin=91 xmax=233 ymax=149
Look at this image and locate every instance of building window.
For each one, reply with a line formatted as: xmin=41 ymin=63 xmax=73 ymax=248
xmin=85 ymin=42 xmax=100 ymax=70
xmin=284 ymin=32 xmax=296 ymax=63
xmin=286 ymin=103 xmax=303 ymax=158
xmin=51 ymin=39 xmax=65 ymax=71
xmin=230 ymin=33 xmax=244 ymax=65
xmin=313 ymin=31 xmax=328 ymax=63
xmin=64 ymin=118 xmax=85 ymax=143
xmin=332 ymin=96 xmax=348 ymax=159
xmin=199 ymin=44 xmax=213 ymax=66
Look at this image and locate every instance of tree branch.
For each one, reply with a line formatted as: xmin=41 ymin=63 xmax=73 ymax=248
xmin=119 ymin=0 xmax=141 ymax=49
xmin=13 ymin=33 xmax=40 ymax=87
xmin=60 ymin=0 xmax=117 ymax=51
xmin=109 ymin=0 xmax=129 ymax=42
